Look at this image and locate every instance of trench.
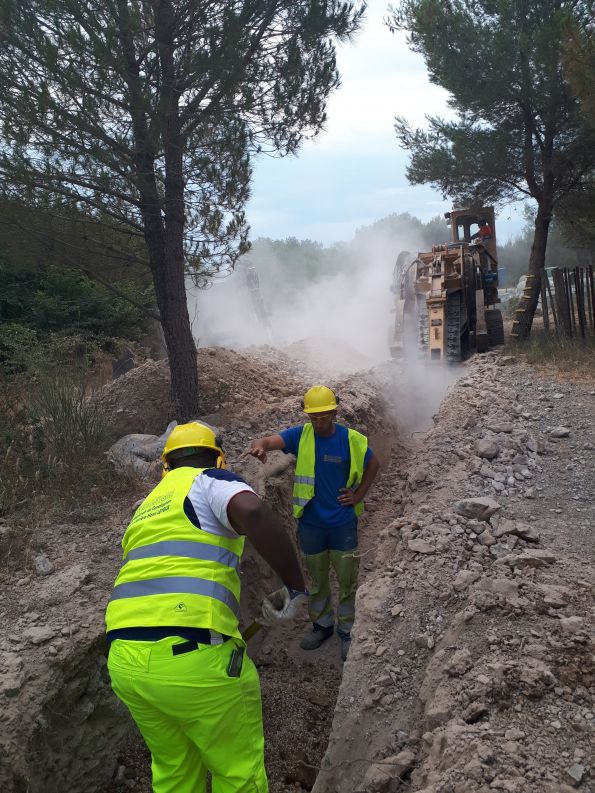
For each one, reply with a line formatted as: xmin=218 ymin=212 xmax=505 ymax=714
xmin=100 ymin=366 xmax=431 ymax=793
xmin=0 ymin=354 xmax=454 ymax=793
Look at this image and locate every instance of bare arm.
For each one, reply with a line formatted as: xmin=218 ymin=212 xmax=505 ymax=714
xmin=227 ymin=491 xmax=305 ymax=592
xmin=245 ymin=433 xmax=285 ymax=463
xmin=338 ymin=453 xmax=381 ymax=506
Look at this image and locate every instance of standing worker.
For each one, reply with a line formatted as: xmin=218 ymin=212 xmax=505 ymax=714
xmin=105 ymin=421 xmax=307 ymax=793
xmin=247 ymin=385 xmax=380 ymax=662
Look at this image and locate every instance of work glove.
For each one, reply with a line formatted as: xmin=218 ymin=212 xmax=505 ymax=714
xmin=260 ymin=585 xmax=309 ymax=626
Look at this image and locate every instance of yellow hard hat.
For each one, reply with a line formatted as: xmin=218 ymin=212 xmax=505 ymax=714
xmin=161 ymin=421 xmax=225 ymax=469
xmin=303 ymin=385 xmax=338 ymax=414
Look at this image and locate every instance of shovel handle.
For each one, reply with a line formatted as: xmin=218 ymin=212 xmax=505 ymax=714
xmin=241 ymin=621 xmax=263 ymax=642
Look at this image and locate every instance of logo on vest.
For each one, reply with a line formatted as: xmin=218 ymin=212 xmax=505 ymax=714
xmin=174 ymin=602 xmax=187 ymax=613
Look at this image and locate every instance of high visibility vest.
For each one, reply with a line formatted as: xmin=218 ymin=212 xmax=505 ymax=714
xmin=292 ymin=424 xmax=368 ymax=519
xmin=105 ymin=467 xmax=245 ymax=640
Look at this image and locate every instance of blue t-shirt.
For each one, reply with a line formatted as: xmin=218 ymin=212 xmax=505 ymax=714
xmin=280 ymin=423 xmax=372 ymax=529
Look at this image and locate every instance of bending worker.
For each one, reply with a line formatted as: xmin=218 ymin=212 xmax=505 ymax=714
xmin=247 ymin=385 xmax=380 ymax=662
xmin=105 ymin=421 xmax=307 ymax=793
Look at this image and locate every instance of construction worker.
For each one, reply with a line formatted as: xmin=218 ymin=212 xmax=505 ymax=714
xmin=105 ymin=421 xmax=307 ymax=793
xmin=247 ymin=386 xmax=380 ymax=662
xmin=471 ymin=219 xmax=492 ymax=243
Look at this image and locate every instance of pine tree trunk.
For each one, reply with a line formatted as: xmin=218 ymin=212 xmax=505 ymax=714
xmin=511 ymin=202 xmax=552 ymax=340
xmin=142 ymin=203 xmax=199 ymax=422
xmin=152 ymin=247 xmax=199 ymax=422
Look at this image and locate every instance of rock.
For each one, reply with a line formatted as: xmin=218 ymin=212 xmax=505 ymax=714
xmin=478 ymin=577 xmax=518 ymax=597
xmin=535 ymin=584 xmax=570 ymax=609
xmin=408 ymin=539 xmax=435 ymax=554
xmin=22 ymin=626 xmax=56 ymax=645
xmin=489 ymin=543 xmax=510 ymax=560
xmin=512 ymin=522 xmax=540 ymax=542
xmin=107 ymin=422 xmax=176 ymax=479
xmin=453 ymin=569 xmax=481 ymax=591
xmin=410 ymin=467 xmax=427 ymax=484
xmin=496 ymin=549 xmax=557 ymax=568
xmin=37 ymin=564 xmax=90 ymax=604
xmin=454 ymin=497 xmax=502 ymax=521
xmin=499 ymin=355 xmax=517 ymax=365
xmin=477 ymin=530 xmax=496 ymax=546
xmin=559 ymin=616 xmax=583 ymax=635
xmin=33 ymin=553 xmax=54 ymax=576
xmin=390 ymin=604 xmax=403 ymax=617
xmin=549 ymin=426 xmax=570 ymax=438
xmin=486 ymin=421 xmax=514 ymax=434
xmin=475 ymin=439 xmax=500 ymax=460
xmin=361 ymin=762 xmax=392 ymax=792
xmin=565 ymin=764 xmax=585 ymax=786
xmin=445 ymin=648 xmax=473 ymax=677
xmin=463 ymin=701 xmax=489 ymax=723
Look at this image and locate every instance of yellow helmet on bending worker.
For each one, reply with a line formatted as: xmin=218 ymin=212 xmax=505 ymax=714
xmin=161 ymin=421 xmax=226 ymax=474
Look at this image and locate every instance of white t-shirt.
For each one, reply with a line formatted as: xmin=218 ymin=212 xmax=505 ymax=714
xmin=185 ymin=469 xmax=255 ymax=540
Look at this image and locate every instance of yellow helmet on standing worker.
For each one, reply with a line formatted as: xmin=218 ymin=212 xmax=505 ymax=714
xmin=303 ymin=385 xmax=338 ymax=414
xmin=161 ymin=421 xmax=225 ymax=470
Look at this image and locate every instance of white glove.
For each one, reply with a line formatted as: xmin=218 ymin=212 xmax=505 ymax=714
xmin=260 ymin=585 xmax=308 ymax=626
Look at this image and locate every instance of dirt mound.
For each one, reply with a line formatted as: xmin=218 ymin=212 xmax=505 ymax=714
xmin=90 ymin=347 xmax=304 ymax=440
xmin=281 ymin=337 xmax=374 ymax=376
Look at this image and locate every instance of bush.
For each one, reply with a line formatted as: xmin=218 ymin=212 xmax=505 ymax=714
xmin=0 ymin=338 xmax=114 ymax=515
xmin=509 ymin=330 xmax=595 ymax=374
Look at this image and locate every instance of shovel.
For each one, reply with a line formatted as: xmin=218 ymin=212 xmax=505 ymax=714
xmin=241 ymin=587 xmax=285 ymax=642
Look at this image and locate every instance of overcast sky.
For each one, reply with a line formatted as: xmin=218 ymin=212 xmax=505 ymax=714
xmin=246 ymin=0 xmax=527 ymax=246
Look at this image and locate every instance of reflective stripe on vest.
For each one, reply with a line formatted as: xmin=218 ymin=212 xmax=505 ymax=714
xmin=110 ymin=576 xmax=240 ymax=618
xmin=292 ymin=424 xmax=368 ymax=519
xmin=105 ymin=466 xmax=245 ymax=639
xmin=123 ymin=540 xmax=240 ymax=570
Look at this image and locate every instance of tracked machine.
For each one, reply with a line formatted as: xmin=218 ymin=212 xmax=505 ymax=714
xmin=391 ymin=207 xmax=504 ymax=362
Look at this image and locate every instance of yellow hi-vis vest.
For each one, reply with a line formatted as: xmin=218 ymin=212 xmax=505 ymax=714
xmin=105 ymin=467 xmax=245 ymax=640
xmin=292 ymin=424 xmax=368 ymax=520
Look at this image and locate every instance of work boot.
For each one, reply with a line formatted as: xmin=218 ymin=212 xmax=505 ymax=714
xmin=340 ymin=634 xmax=351 ymax=663
xmin=300 ymin=623 xmax=333 ymax=651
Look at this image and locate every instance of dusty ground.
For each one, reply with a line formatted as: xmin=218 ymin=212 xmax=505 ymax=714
xmin=315 ymin=352 xmax=594 ymax=793
xmin=1 ymin=344 xmax=593 ymax=792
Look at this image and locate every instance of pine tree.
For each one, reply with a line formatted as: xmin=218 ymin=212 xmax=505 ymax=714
xmin=0 ymin=0 xmax=364 ymax=416
xmin=390 ymin=0 xmax=595 ymax=338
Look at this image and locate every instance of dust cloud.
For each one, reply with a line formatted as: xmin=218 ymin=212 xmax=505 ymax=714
xmin=186 ymin=225 xmax=460 ymax=429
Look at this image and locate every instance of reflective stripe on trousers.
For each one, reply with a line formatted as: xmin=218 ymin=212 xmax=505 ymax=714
xmin=303 ymin=548 xmax=359 ymax=636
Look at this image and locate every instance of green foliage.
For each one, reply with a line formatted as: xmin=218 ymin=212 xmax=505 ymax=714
xmin=0 ymin=0 xmax=366 ymax=413
xmin=27 ymin=368 xmax=106 ymax=463
xmin=0 ymin=0 xmax=365 ymax=282
xmin=392 ymin=0 xmax=595 ymax=208
xmin=0 ymin=322 xmax=38 ymax=374
xmin=562 ymin=7 xmax=595 ymax=130
xmin=0 ymin=256 xmax=152 ymax=373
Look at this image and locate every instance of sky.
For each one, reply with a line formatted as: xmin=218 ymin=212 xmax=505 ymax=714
xmin=245 ymin=0 xmax=527 ymax=246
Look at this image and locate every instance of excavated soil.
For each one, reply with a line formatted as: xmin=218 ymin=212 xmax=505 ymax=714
xmin=1 ymin=345 xmax=593 ymax=793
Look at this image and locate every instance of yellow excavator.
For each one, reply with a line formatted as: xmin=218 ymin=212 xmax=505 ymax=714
xmin=391 ymin=206 xmax=504 ymax=362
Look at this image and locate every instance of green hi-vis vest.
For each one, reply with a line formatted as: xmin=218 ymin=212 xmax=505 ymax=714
xmin=105 ymin=467 xmax=245 ymax=640
xmin=292 ymin=424 xmax=368 ymax=520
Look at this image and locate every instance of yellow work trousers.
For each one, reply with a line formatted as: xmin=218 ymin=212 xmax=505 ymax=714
xmin=108 ymin=637 xmax=268 ymax=793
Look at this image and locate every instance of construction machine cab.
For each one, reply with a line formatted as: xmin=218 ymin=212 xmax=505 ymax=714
xmin=391 ymin=206 xmax=503 ymax=362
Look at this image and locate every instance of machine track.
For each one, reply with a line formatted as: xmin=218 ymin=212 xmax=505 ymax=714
xmin=485 ymin=308 xmax=505 ymax=346
xmin=417 ymin=298 xmax=429 ymax=356
xmin=446 ymin=291 xmax=463 ymax=363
